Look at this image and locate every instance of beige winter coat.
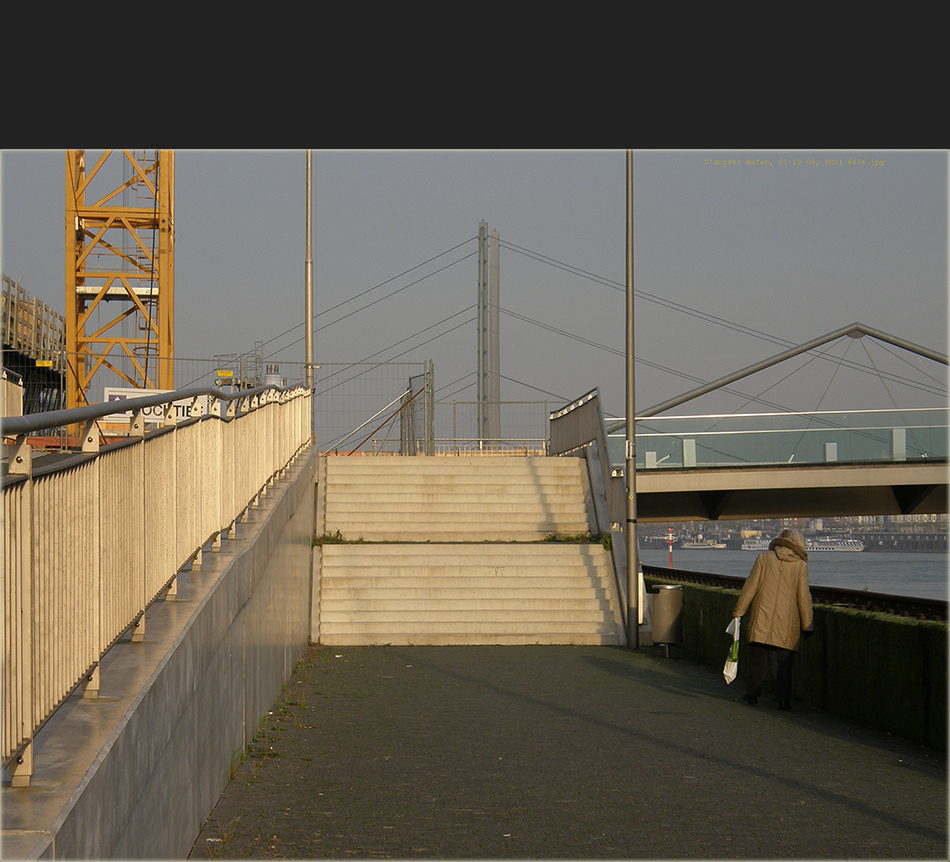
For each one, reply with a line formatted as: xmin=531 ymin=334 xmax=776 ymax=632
xmin=732 ymin=535 xmax=814 ymax=651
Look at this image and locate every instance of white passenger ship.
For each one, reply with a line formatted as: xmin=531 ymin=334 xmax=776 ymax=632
xmin=742 ymin=536 xmax=865 ymax=552
xmin=805 ymin=537 xmax=865 ymax=552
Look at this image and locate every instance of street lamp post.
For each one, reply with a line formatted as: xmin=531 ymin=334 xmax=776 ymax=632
xmin=625 ymin=150 xmax=640 ymax=649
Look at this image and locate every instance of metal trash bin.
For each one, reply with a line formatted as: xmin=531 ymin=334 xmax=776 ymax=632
xmin=652 ymin=584 xmax=683 ymax=657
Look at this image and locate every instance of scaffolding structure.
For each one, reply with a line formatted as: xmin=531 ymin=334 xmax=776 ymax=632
xmin=1 ymin=275 xmax=66 ymax=414
xmin=65 ymin=150 xmax=175 ymax=408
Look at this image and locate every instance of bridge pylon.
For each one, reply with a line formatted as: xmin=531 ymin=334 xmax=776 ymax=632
xmin=65 ymin=150 xmax=175 ymax=408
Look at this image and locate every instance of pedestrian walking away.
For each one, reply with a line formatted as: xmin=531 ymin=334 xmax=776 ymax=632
xmin=732 ymin=528 xmax=814 ymax=710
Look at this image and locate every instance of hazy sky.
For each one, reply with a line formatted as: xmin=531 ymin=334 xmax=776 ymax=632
xmin=1 ymin=149 xmax=947 ymax=422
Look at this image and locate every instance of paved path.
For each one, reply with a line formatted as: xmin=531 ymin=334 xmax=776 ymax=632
xmin=189 ymin=644 xmax=946 ymax=859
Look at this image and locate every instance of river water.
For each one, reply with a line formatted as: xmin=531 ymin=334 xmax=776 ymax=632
xmin=637 ymin=547 xmax=948 ymax=601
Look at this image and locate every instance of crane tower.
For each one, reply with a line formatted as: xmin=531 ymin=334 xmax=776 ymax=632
xmin=65 ymin=150 xmax=175 ymax=408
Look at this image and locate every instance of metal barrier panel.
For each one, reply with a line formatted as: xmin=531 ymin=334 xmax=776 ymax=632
xmin=199 ymin=418 xmax=222 ymax=546
xmin=2 ymin=482 xmax=31 ymax=763
xmin=144 ymin=431 xmax=178 ymax=605
xmin=313 ymin=362 xmax=427 ymax=453
xmin=100 ymin=446 xmax=145 ymax=644
xmin=549 ymin=390 xmax=603 ymax=456
xmin=619 ymin=408 xmax=949 ymax=470
xmin=33 ymin=462 xmax=99 ymax=729
xmin=175 ymin=421 xmax=202 ymax=564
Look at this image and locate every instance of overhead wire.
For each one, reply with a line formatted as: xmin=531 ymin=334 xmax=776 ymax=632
xmin=499 ymin=306 xmax=813 ymax=413
xmin=260 ymin=241 xmax=477 ymax=359
xmin=500 ymin=238 xmax=946 ymax=399
xmin=252 ymin=232 xmax=943 ymax=417
xmin=499 ymin=239 xmax=795 ymax=351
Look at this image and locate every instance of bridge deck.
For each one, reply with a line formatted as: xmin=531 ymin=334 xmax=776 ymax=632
xmin=632 ymin=459 xmax=948 ymax=521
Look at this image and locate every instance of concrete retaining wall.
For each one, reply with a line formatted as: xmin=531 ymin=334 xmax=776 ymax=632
xmin=645 ymin=576 xmax=948 ymax=750
xmin=1 ymin=450 xmax=315 ymax=860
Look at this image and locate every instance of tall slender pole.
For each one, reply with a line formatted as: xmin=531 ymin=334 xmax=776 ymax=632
xmin=489 ymin=228 xmax=501 ymax=439
xmin=477 ymin=221 xmax=488 ymax=443
xmin=305 ymin=150 xmax=314 ymax=389
xmin=625 ymin=150 xmax=640 ymax=649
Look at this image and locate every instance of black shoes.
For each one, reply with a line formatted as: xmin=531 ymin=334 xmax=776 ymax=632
xmin=742 ymin=693 xmax=791 ymax=710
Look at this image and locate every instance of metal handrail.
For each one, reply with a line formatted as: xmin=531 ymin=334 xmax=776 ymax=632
xmin=2 ymin=385 xmax=312 ymax=783
xmin=1 ymin=383 xmax=304 ymax=437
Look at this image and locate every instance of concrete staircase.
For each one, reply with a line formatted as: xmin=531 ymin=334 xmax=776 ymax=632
xmin=321 ymin=455 xmax=593 ymax=542
xmin=315 ymin=455 xmax=623 ymax=645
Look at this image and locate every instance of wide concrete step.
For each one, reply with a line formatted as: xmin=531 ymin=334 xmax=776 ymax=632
xmin=325 ymin=482 xmax=583 ymax=495
xmin=324 ymin=468 xmax=583 ymax=481
xmin=323 ymin=595 xmax=612 ymax=609
xmin=322 ymin=607 xmax=613 ymax=622
xmin=324 ymin=520 xmax=592 ymax=542
xmin=324 ymin=455 xmax=583 ymax=473
xmin=321 ymin=541 xmax=605 ymax=565
xmin=323 ymin=459 xmax=587 ymax=492
xmin=324 ymin=527 xmax=592 ymax=542
xmin=324 ymin=496 xmax=588 ymax=512
xmin=325 ymin=509 xmax=588 ymax=524
xmin=320 ymin=546 xmax=611 ymax=581
xmin=323 ymin=584 xmax=609 ymax=599
xmin=319 ymin=548 xmax=610 ymax=571
xmin=325 ymin=520 xmax=590 ymax=543
xmin=321 ymin=632 xmax=620 ymax=646
xmin=319 ymin=621 xmax=621 ymax=646
xmin=322 ymin=568 xmax=608 ymax=581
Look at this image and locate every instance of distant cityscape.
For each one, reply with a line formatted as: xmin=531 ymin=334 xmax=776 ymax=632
xmin=640 ymin=513 xmax=948 ymax=553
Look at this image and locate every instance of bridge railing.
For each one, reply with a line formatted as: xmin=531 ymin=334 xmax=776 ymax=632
xmin=1 ymin=385 xmax=312 ymax=784
xmin=608 ymin=408 xmax=948 ymax=469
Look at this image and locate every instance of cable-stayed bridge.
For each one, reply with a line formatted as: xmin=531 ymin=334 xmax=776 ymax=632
xmin=551 ymin=323 xmax=947 ymax=523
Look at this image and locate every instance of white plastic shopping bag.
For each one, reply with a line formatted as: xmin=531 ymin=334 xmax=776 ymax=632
xmin=723 ymin=618 xmax=740 ymax=684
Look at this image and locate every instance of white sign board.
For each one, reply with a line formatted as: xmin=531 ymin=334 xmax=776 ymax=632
xmin=104 ymin=388 xmax=210 ymax=425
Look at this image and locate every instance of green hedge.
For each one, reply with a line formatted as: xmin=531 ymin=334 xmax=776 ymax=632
xmin=646 ymin=576 xmax=948 ymax=750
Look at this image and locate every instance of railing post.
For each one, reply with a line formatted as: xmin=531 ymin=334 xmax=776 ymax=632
xmin=82 ymin=666 xmax=100 ymax=700
xmin=892 ymin=427 xmax=907 ymax=462
xmin=213 ymin=395 xmax=232 ymax=547
xmin=9 ymin=742 xmax=33 ymax=788
xmin=84 ymin=433 xmax=101 ymax=698
xmin=80 ymin=419 xmax=99 ymax=453
xmin=164 ymin=403 xmax=179 ymax=601
xmin=682 ymin=439 xmax=696 ymax=468
xmin=131 ymin=410 xmax=146 ymax=642
xmin=6 ymin=436 xmax=34 ymax=786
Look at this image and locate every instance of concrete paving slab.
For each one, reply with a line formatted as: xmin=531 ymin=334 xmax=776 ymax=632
xmin=188 ymin=644 xmax=947 ymax=859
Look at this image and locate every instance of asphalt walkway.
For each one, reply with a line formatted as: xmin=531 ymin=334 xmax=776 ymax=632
xmin=189 ymin=644 xmax=947 ymax=859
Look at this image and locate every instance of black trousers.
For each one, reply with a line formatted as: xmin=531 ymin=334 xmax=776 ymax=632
xmin=746 ymin=642 xmax=794 ymax=702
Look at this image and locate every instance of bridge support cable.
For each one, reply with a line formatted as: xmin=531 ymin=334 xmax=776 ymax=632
xmin=636 ymin=323 xmax=948 ymax=420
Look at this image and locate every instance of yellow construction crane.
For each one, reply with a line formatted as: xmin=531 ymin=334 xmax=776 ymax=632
xmin=65 ymin=150 xmax=174 ymax=408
